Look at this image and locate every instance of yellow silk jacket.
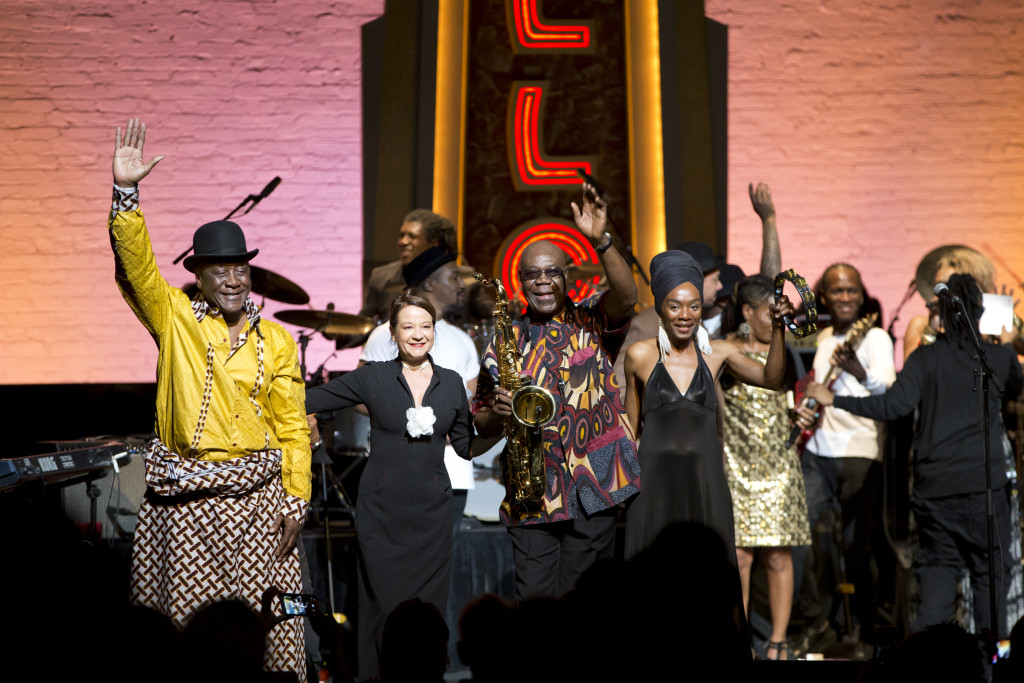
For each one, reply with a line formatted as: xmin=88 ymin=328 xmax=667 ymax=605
xmin=108 ymin=197 xmax=311 ymax=503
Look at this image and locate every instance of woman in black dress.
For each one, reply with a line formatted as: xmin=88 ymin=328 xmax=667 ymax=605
xmin=306 ymin=293 xmax=474 ymax=681
xmin=622 ymin=250 xmax=794 ymax=558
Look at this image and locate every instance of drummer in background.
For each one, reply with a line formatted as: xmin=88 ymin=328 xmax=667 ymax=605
xmin=359 ymin=246 xmax=480 ymax=531
xmin=360 ymin=210 xmax=457 ymax=322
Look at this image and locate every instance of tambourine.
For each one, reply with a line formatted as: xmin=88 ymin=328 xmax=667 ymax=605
xmin=773 ymin=269 xmax=818 ymax=338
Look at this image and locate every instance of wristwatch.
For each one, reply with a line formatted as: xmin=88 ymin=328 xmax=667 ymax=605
xmin=595 ymin=232 xmax=613 ymax=254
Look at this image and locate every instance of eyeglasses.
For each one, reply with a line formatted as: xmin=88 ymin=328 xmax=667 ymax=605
xmin=519 ymin=267 xmax=565 ymax=283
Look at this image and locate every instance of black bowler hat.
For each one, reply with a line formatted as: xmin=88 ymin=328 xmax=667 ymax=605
xmin=183 ymin=220 xmax=259 ymax=272
xmin=403 ymin=246 xmax=457 ymax=287
xmin=716 ymin=263 xmax=747 ymax=300
xmin=674 ymin=241 xmax=723 ymax=276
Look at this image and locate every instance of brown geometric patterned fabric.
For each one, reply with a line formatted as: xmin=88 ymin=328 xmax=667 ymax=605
xmin=131 ymin=440 xmax=306 ymax=681
xmin=111 ymin=184 xmax=140 ymax=212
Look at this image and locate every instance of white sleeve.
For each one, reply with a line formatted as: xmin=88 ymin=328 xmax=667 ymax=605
xmin=462 ymin=334 xmax=480 ymax=381
xmin=859 ymin=328 xmax=896 ymax=395
xmin=359 ymin=324 xmax=398 ymax=363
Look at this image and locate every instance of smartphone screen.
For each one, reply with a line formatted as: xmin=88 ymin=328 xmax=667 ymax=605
xmin=996 ymin=638 xmax=1011 ymax=661
xmin=280 ymin=592 xmax=315 ymax=616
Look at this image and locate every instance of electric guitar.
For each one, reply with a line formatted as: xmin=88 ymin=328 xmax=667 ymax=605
xmin=787 ymin=312 xmax=879 ymax=451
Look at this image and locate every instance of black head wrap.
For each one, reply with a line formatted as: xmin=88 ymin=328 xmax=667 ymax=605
xmin=650 ymin=250 xmax=704 ymax=312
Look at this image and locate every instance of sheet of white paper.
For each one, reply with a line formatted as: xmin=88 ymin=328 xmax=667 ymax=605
xmin=979 ymin=293 xmax=1014 ymax=335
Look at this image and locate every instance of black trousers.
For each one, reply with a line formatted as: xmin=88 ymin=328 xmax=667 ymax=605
xmin=506 ymin=507 xmax=617 ymax=600
xmin=912 ymin=486 xmax=1014 ymax=635
xmin=795 ymin=453 xmax=880 ymax=640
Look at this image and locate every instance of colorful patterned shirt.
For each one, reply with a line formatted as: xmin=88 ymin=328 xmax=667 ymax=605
xmin=474 ymin=294 xmax=641 ymax=526
xmin=108 ymin=185 xmax=311 ymax=517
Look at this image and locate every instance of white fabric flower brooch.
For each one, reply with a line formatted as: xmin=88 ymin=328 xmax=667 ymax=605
xmin=406 ymin=406 xmax=436 ymax=438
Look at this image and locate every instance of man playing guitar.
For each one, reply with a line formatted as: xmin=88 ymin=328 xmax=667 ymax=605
xmin=792 ymin=263 xmax=895 ymax=654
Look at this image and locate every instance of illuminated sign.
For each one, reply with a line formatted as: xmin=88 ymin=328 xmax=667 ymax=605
xmin=495 ymin=219 xmax=602 ymax=308
xmin=506 ymin=0 xmax=594 ymax=53
xmin=508 ymin=81 xmax=597 ymax=191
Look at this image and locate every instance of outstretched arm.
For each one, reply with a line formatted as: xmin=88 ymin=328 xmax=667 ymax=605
xmin=809 ymin=352 xmax=923 ymax=422
xmin=571 ymin=183 xmax=638 ymax=324
xmin=717 ymin=294 xmax=795 ymax=389
xmin=305 ymin=365 xmax=371 ymax=415
xmin=749 ymin=182 xmax=781 ymax=278
xmin=109 ymin=118 xmax=173 ymax=336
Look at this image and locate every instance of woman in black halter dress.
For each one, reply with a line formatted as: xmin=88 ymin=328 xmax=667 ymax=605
xmin=624 ymin=344 xmax=735 ymax=557
xmin=622 ymin=250 xmax=795 ymax=559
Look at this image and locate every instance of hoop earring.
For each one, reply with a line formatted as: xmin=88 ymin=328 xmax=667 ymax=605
xmin=738 ymin=321 xmax=751 ymax=339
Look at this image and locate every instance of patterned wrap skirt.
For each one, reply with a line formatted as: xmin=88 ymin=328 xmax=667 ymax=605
xmin=131 ymin=439 xmax=305 ymax=681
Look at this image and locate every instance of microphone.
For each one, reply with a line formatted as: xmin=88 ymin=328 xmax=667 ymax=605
xmin=257 ymin=176 xmax=282 ymax=200
xmin=242 ymin=176 xmax=282 ymax=215
xmin=172 ymin=176 xmax=285 ymax=263
xmin=934 ymin=282 xmax=960 ymax=304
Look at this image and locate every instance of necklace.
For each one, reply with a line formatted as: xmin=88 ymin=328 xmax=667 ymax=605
xmin=402 ymin=360 xmax=427 ymax=372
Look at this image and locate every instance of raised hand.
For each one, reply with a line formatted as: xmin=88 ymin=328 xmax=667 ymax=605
xmin=112 ymin=118 xmax=164 ymax=188
xmin=570 ymin=182 xmax=608 ymax=243
xmin=749 ymin=182 xmax=775 ymax=221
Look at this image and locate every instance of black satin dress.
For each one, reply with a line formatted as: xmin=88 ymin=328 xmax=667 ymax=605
xmin=625 ymin=351 xmax=738 ymax=559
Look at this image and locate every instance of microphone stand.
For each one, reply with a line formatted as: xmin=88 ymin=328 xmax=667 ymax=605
xmin=623 ymin=245 xmax=650 ymax=286
xmin=172 ymin=176 xmax=282 ymax=265
xmin=948 ymin=296 xmax=1001 ymax=637
xmin=574 ymin=172 xmax=650 ymax=287
xmin=886 ymin=279 xmax=918 ymax=343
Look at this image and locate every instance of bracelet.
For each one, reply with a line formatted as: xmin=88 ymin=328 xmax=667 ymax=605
xmin=773 ymin=269 xmax=819 ymax=338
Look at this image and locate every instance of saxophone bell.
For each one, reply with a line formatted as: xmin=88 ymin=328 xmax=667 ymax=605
xmin=511 ymin=384 xmax=556 ymax=429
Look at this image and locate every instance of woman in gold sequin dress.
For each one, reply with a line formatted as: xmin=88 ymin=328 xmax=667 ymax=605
xmin=722 ymin=275 xmax=811 ymax=659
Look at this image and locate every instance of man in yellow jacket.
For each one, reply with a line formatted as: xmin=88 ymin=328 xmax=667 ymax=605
xmin=108 ymin=118 xmax=312 ymax=680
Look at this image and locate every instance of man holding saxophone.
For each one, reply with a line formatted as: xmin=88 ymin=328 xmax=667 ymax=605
xmin=473 ymin=184 xmax=641 ymax=599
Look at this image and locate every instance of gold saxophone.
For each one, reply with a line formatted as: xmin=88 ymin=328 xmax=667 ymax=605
xmin=474 ymin=273 xmax=556 ymax=503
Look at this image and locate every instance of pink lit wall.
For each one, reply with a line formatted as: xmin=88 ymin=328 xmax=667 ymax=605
xmin=4 ymin=2 xmax=1023 ymax=385
xmin=705 ymin=0 xmax=1024 ymax=361
xmin=0 ymin=0 xmax=383 ymax=384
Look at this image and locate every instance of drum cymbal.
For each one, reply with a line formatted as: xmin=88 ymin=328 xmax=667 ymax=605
xmin=914 ymin=244 xmax=992 ymax=300
xmin=179 ymin=267 xmax=310 ymax=305
xmin=249 ymin=266 xmax=310 ymax=305
xmin=274 ymin=308 xmax=376 ymax=337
